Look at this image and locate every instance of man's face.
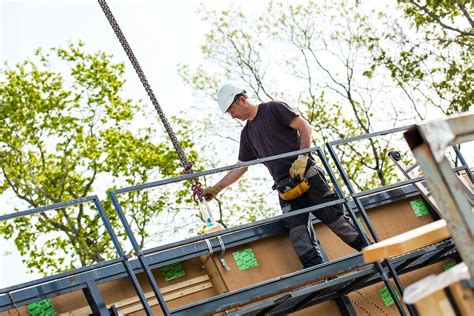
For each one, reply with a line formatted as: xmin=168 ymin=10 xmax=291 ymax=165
xmin=227 ymin=98 xmax=247 ymax=121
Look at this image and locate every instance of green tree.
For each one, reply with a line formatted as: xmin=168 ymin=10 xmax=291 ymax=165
xmin=372 ymin=0 xmax=473 ymax=117
xmin=0 ymin=42 xmax=199 ymax=275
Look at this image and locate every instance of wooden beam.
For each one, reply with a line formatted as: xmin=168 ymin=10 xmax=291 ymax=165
xmin=66 ymin=274 xmax=211 ymax=315
xmin=415 ymin=289 xmax=455 ymax=316
xmin=118 ymin=282 xmax=213 ymax=314
xmin=362 ymin=219 xmax=450 ymax=263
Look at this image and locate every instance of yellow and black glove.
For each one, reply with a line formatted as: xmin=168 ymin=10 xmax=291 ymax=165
xmin=201 ymin=185 xmax=223 ymax=201
xmin=289 ymin=155 xmax=308 ymax=179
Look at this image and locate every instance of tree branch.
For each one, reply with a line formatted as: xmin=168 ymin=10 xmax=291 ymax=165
xmin=409 ymin=0 xmax=474 ymax=37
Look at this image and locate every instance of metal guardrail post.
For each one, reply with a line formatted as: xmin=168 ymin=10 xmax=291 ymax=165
xmin=109 ymin=192 xmax=169 ymax=315
xmin=326 ymin=136 xmax=416 ymax=315
xmin=92 ymin=197 xmax=155 ymax=315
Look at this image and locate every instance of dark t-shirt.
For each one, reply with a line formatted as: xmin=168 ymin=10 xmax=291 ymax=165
xmin=238 ymin=101 xmax=300 ymax=180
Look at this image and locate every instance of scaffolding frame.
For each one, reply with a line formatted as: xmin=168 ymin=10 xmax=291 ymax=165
xmin=326 ymin=123 xmax=472 ymax=315
xmin=0 ymin=124 xmax=471 ymax=315
xmin=0 ymin=196 xmax=153 ymax=315
xmin=404 ymin=113 xmax=474 ymax=278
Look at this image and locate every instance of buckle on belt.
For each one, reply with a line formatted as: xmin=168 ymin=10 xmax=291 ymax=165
xmin=273 ymin=175 xmax=310 ymax=201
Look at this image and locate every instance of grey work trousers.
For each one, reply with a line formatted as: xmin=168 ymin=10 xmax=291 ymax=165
xmin=279 ymin=164 xmax=365 ymax=268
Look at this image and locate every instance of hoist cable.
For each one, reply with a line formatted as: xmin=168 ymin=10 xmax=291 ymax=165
xmin=98 ymin=0 xmax=192 ymax=171
xmin=98 ymin=0 xmax=204 ymax=200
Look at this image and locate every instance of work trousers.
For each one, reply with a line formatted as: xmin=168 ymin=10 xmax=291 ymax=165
xmin=279 ymin=164 xmax=365 ymax=268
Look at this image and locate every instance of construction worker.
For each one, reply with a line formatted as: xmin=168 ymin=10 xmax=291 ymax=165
xmin=201 ymin=84 xmax=365 ymax=268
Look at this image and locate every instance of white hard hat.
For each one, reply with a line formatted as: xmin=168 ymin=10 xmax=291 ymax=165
xmin=217 ymin=84 xmax=246 ymax=113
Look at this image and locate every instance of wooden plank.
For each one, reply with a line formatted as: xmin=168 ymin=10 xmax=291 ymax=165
xmin=163 ymin=281 xmax=213 ymax=301
xmin=110 ymin=274 xmax=210 ymax=308
xmin=161 ymin=275 xmax=209 ymax=294
xmin=64 ymin=275 xmax=210 ymax=315
xmin=362 ymin=219 xmax=450 ymax=263
xmin=415 ymin=289 xmax=455 ymax=316
xmin=118 ymin=282 xmax=213 ymax=314
xmin=449 ymin=281 xmax=474 ymax=316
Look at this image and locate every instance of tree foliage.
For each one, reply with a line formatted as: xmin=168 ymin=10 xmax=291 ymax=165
xmin=179 ymin=1 xmax=407 ymax=195
xmin=0 ymin=42 xmax=198 ymax=274
xmin=373 ymin=0 xmax=473 ymax=116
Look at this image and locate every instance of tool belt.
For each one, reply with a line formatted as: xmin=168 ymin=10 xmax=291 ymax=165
xmin=272 ymin=175 xmax=310 ymax=201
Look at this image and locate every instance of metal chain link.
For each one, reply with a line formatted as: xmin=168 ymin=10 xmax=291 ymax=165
xmin=98 ymin=0 xmax=191 ymax=171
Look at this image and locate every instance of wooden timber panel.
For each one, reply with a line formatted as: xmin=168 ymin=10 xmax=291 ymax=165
xmin=205 ymin=197 xmax=437 ymax=293
xmin=50 ymin=257 xmax=218 ymax=315
xmin=204 ymin=233 xmax=302 ymax=292
xmin=314 ymin=196 xmax=437 ymax=261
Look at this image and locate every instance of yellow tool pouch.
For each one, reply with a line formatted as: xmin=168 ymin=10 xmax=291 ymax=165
xmin=273 ymin=176 xmax=310 ymax=201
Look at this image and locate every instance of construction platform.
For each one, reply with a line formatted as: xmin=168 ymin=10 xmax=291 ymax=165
xmin=1 ymin=121 xmax=472 ymax=315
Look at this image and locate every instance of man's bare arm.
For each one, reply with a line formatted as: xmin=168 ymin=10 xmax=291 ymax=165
xmin=215 ymin=162 xmax=248 ymax=189
xmin=289 ymin=116 xmax=313 ymax=149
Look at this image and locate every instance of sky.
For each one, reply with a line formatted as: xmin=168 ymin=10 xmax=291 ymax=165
xmin=0 ymin=0 xmax=270 ymax=288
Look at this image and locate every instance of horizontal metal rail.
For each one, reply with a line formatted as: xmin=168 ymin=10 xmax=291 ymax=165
xmin=0 ymin=258 xmax=123 ymax=294
xmin=0 ymin=196 xmax=96 ymax=221
xmin=328 ymin=125 xmax=413 ymax=146
xmin=352 ymin=166 xmax=466 ymax=199
xmin=113 ymin=146 xmax=320 ymax=195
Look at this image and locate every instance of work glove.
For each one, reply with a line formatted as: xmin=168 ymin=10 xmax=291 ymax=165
xmin=289 ymin=155 xmax=308 ymax=180
xmin=201 ymin=185 xmax=223 ymax=201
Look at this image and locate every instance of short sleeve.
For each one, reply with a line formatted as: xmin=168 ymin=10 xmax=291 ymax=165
xmin=269 ymin=101 xmax=299 ymax=126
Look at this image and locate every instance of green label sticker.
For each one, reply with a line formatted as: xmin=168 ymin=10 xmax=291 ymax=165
xmin=356 ymin=217 xmax=366 ymax=234
xmin=442 ymin=261 xmax=457 ymax=271
xmin=233 ymin=248 xmax=259 ymax=270
xmin=410 ymin=199 xmax=430 ymax=217
xmin=378 ymin=287 xmax=400 ymax=307
xmin=27 ymin=298 xmax=56 ymax=316
xmin=160 ymin=262 xmax=185 ymax=281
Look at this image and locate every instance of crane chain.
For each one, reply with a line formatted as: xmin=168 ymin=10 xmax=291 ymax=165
xmin=98 ymin=0 xmax=205 ymax=200
xmin=98 ymin=0 xmax=192 ymax=171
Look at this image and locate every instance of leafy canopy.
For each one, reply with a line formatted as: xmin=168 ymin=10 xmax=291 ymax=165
xmin=0 ymin=42 xmax=198 ymax=274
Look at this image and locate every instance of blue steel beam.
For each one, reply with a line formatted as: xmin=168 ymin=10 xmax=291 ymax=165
xmin=0 ymin=196 xmax=96 ymax=221
xmin=113 ymin=147 xmax=321 ymax=195
xmin=452 ymin=145 xmax=474 ymax=183
xmin=83 ymin=281 xmax=109 ymax=316
xmin=328 ymin=125 xmax=413 ymax=146
xmin=352 ymin=165 xmax=466 ymax=199
xmin=92 ymin=197 xmax=153 ymax=315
